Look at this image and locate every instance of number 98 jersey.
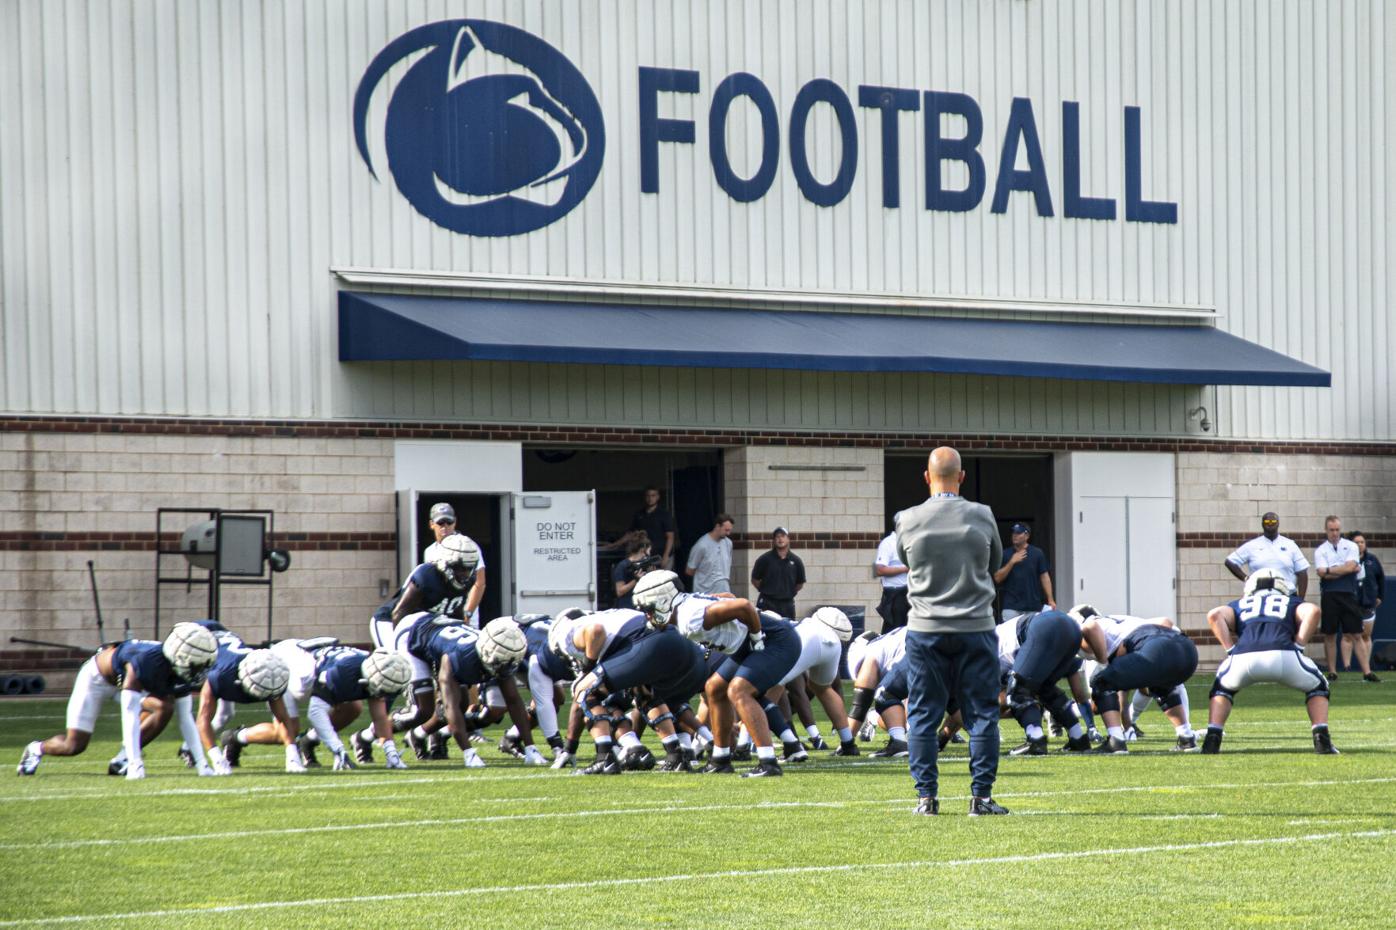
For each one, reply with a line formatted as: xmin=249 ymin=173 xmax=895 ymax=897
xmin=1226 ymin=591 xmax=1302 ymax=654
xmin=407 ymin=617 xmax=489 ymax=685
xmin=203 ymin=625 xmax=259 ymax=703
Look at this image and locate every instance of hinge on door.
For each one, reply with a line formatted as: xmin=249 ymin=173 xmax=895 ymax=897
xmin=1079 ymin=512 xmax=1083 ymax=523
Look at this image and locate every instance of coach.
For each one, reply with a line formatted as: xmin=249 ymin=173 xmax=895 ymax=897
xmin=1314 ymin=515 xmax=1363 ymax=681
xmin=895 ymin=447 xmax=1008 ymax=817
xmin=750 ymin=527 xmax=806 ymax=619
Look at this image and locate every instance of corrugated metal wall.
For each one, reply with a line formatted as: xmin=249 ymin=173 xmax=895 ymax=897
xmin=0 ymin=1 xmax=1390 ymax=439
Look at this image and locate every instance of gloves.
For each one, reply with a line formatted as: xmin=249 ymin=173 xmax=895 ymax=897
xmin=462 ymin=748 xmax=487 ymax=769
xmin=125 ymin=761 xmax=146 ymax=781
xmin=748 ymin=630 xmax=766 ymax=652
xmin=206 ymin=746 xmax=232 ymax=777
xmin=550 ymin=750 xmax=574 ymax=770
xmin=333 ymin=749 xmax=356 ymax=771
xmin=285 ymin=744 xmax=306 ymax=774
xmin=383 ymin=742 xmax=408 ymax=770
xmin=522 ymin=745 xmax=546 ymax=766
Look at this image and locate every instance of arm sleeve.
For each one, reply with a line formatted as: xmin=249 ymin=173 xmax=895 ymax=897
xmin=307 ymin=696 xmax=345 ymax=755
xmin=527 ymin=655 xmax=559 ymax=739
xmin=120 ymin=690 xmax=146 ymax=769
xmin=175 ymin=695 xmax=211 ymax=774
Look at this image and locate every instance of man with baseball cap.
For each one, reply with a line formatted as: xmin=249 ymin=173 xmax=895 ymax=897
xmin=751 ymin=527 xmax=806 ymax=619
xmin=992 ymin=523 xmax=1055 ymax=621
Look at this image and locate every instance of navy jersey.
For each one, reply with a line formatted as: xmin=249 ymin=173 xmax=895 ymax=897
xmin=1227 ymin=591 xmax=1303 ymax=654
xmin=312 ymin=646 xmax=375 ymax=705
xmin=112 ymin=640 xmax=197 ymax=699
xmin=406 ymin=617 xmax=490 ymax=685
xmin=1121 ymin=622 xmax=1181 ymax=654
xmin=206 ymin=632 xmax=261 ymax=704
xmin=523 ymin=621 xmax=551 ymax=660
xmin=372 ymin=563 xmax=466 ymax=624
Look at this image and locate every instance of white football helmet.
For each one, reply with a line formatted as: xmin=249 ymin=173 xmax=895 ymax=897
xmin=433 ymin=535 xmax=481 ymax=591
xmin=845 ymin=633 xmax=874 ymax=680
xmin=1244 ymin=568 xmax=1293 ymax=598
xmin=547 ymin=616 xmax=581 ymax=662
xmin=478 ymin=617 xmax=527 ymax=676
xmin=162 ymin=622 xmax=219 ymax=681
xmin=1067 ymin=604 xmax=1099 ymax=626
xmin=361 ymin=650 xmax=412 ymax=697
xmin=236 ymin=649 xmax=290 ymax=700
xmin=633 ymin=570 xmax=681 ymax=629
xmin=810 ymin=606 xmax=853 ymax=643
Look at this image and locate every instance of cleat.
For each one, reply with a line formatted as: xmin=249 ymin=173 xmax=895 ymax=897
xmin=1008 ymin=737 xmax=1048 ymax=756
xmin=658 ymin=749 xmax=692 ymax=772
xmin=950 ymin=732 xmax=967 ymax=744
xmin=1201 ymin=730 xmax=1223 ymax=755
xmin=969 ymin=797 xmax=1011 ymax=816
xmin=1122 ymin=725 xmax=1143 ymax=742
xmin=808 ymin=735 xmax=830 ymax=751
xmin=731 ymin=744 xmax=752 ymax=762
xmin=579 ymin=752 xmax=621 ymax=775
xmin=1325 ymin=671 xmax=1338 ymax=682
xmin=937 ymin=729 xmax=953 ymax=751
xmin=219 ymin=730 xmax=243 ymax=768
xmin=742 ymin=759 xmax=783 ymax=778
xmin=296 ymin=736 xmax=321 ymax=768
xmin=1087 ymin=726 xmax=1104 ymax=744
xmin=1172 ymin=734 xmax=1199 ymax=752
xmin=834 ymin=740 xmax=860 ymax=757
xmin=431 ymin=732 xmax=453 ymax=758
xmin=1091 ymin=736 xmax=1129 ymax=754
xmin=1313 ymin=729 xmax=1340 ymax=755
xmin=1048 ymin=720 xmax=1064 ymax=738
xmin=857 ymin=721 xmax=877 ymax=742
xmin=351 ymin=730 xmax=374 ymax=764
xmin=782 ymin=740 xmax=809 ymax=763
xmin=870 ymin=738 xmax=909 ymax=759
xmin=177 ymin=746 xmax=197 ymax=769
xmin=465 ymin=731 xmax=486 ymax=747
xmin=1060 ymin=734 xmax=1092 ymax=753
xmin=621 ymin=745 xmax=657 ymax=771
xmin=1363 ymin=672 xmax=1382 ymax=683
xmin=914 ymin=796 xmax=939 ymax=816
xmin=498 ymin=732 xmax=525 ymax=760
xmin=550 ymin=751 xmax=575 ymax=769
xmin=107 ymin=758 xmax=127 ymax=777
xmin=406 ymin=729 xmax=429 ymax=760
xmin=700 ymin=758 xmax=736 ymax=774
xmin=690 ymin=736 xmax=710 ymax=762
xmin=460 ymin=748 xmax=487 ymax=768
xmin=17 ymin=741 xmax=43 ymax=776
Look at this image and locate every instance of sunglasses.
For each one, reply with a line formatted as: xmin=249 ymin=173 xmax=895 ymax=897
xmin=433 ymin=518 xmax=456 ymax=527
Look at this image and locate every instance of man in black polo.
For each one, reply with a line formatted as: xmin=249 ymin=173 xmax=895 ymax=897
xmin=751 ymin=527 xmax=806 ymax=619
xmin=630 ymin=487 xmax=676 ymax=570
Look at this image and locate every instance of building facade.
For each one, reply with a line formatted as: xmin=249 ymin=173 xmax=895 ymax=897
xmin=2 ymin=1 xmax=1392 ymax=676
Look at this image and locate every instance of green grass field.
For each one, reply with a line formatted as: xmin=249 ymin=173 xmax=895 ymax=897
xmin=1 ymin=680 xmax=1393 ymax=929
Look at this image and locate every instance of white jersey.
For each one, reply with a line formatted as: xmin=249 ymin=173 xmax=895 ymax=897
xmin=1226 ymin=534 xmax=1308 ymax=587
xmin=866 ymin=626 xmax=908 ymax=673
xmin=780 ymin=620 xmax=843 ymax=688
xmin=875 ymin=532 xmax=908 ymax=590
xmin=560 ymin=608 xmax=646 ymax=663
xmin=1098 ymin=615 xmax=1154 ymax=655
xmin=674 ymin=593 xmax=746 ymax=654
xmin=995 ymin=618 xmax=1024 ymax=662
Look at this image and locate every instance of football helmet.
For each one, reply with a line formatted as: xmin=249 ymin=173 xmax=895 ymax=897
xmin=1067 ymin=604 xmax=1099 ymax=626
xmin=810 ymin=606 xmax=853 ymax=643
xmin=236 ymin=649 xmax=291 ymax=700
xmin=1244 ymin=568 xmax=1293 ymax=598
xmin=478 ymin=618 xmax=527 ymax=676
xmin=162 ymin=622 xmax=219 ymax=682
xmin=361 ymin=650 xmax=412 ymax=697
xmin=633 ymin=570 xmax=681 ymax=629
xmin=433 ymin=535 xmax=481 ymax=591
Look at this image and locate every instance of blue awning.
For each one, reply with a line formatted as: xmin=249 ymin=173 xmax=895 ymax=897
xmin=337 ymin=292 xmax=1330 ymax=387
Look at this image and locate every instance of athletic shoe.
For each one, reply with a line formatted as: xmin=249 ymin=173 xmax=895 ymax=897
xmin=1060 ymin=734 xmax=1092 ymax=753
xmin=914 ymin=797 xmax=939 ymax=816
xmin=1008 ymin=737 xmax=1048 ymax=756
xmin=1172 ymin=734 xmax=1199 ymax=752
xmin=177 ymin=746 xmax=197 ymax=768
xmin=621 ymin=745 xmax=656 ymax=771
xmin=296 ymin=736 xmax=321 ymax=768
xmin=691 ymin=736 xmax=710 ymax=762
xmin=950 ymin=732 xmax=967 ymax=744
xmin=1363 ymin=673 xmax=1382 ymax=683
xmin=1091 ymin=736 xmax=1129 ymax=754
xmin=17 ymin=741 xmax=42 ymax=776
xmin=857 ymin=721 xmax=877 ymax=742
xmin=731 ymin=744 xmax=752 ymax=762
xmin=834 ymin=740 xmax=860 ymax=757
xmin=219 ymin=729 xmax=243 ymax=768
xmin=351 ymin=730 xmax=374 ymax=765
xmin=700 ymin=758 xmax=736 ymax=774
xmin=1048 ymin=720 xmax=1064 ymax=738
xmin=658 ymin=749 xmax=692 ymax=772
xmin=498 ymin=732 xmax=525 ymax=760
xmin=1325 ymin=671 xmax=1338 ymax=682
xmin=969 ymin=797 xmax=1010 ymax=816
xmin=782 ymin=740 xmax=809 ymax=763
xmin=1201 ymin=730 xmax=1223 ymax=755
xmin=741 ymin=759 xmax=783 ymax=778
xmin=937 ymin=729 xmax=953 ymax=751
xmin=1086 ymin=726 xmax=1104 ymax=744
xmin=870 ymin=738 xmax=909 ymax=759
xmin=431 ymin=733 xmax=453 ymax=758
xmin=1313 ymin=729 xmax=1340 ymax=755
xmin=808 ymin=735 xmax=830 ymax=751
xmin=107 ymin=758 xmax=127 ymax=777
xmin=1122 ymin=725 xmax=1143 ymax=742
xmin=550 ymin=751 xmax=575 ymax=769
xmin=405 ymin=729 xmax=429 ymax=761
xmin=465 ymin=731 xmax=487 ymax=747
xmin=579 ymin=753 xmax=621 ymax=775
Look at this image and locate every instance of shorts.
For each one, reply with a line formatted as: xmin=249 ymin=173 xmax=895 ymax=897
xmin=780 ymin=626 xmax=842 ymax=688
xmin=271 ymin=641 xmax=316 ymax=718
xmin=67 ymin=657 xmax=119 ymax=732
xmin=390 ymin=612 xmax=434 ymax=685
xmin=715 ymin=620 xmax=801 ymax=693
xmin=1214 ymin=648 xmax=1327 ymax=696
xmin=1320 ymin=592 xmax=1364 ymax=635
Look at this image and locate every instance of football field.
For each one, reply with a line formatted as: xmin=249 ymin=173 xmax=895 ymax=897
xmin=1 ymin=681 xmax=1393 ymax=929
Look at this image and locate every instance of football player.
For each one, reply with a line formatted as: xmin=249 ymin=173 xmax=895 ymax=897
xmin=770 ymin=607 xmax=859 ymax=758
xmin=997 ymin=608 xmax=1093 ymax=755
xmin=18 ymin=622 xmax=218 ymax=779
xmin=1076 ymin=607 xmax=1200 ymax=754
xmin=1203 ymin=569 xmax=1338 ymax=754
xmin=378 ymin=615 xmax=544 ymax=767
xmin=496 ymin=614 xmax=570 ymax=760
xmin=370 ymin=535 xmax=481 ymax=649
xmin=633 ymin=571 xmax=801 ymax=777
xmin=846 ymin=625 xmax=912 ymax=758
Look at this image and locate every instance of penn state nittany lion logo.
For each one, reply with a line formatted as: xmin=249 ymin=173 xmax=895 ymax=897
xmin=353 ymin=20 xmax=605 ymax=237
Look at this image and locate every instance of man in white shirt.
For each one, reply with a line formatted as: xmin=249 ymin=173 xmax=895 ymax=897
xmin=1313 ymin=515 xmax=1366 ymax=681
xmin=685 ymin=513 xmax=734 ymax=595
xmin=874 ymin=531 xmax=909 ymax=631
xmin=1224 ymin=512 xmax=1310 ymax=598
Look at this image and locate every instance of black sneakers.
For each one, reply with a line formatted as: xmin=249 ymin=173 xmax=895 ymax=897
xmin=220 ymin=729 xmax=243 ymax=767
xmin=1363 ymin=672 xmax=1382 ymax=683
xmin=742 ymin=759 xmax=783 ymax=778
xmin=731 ymin=745 xmax=753 ymax=762
xmin=1091 ymin=736 xmax=1129 ymax=754
xmin=498 ymin=732 xmax=525 ymax=759
xmin=296 ymin=735 xmax=321 ymax=768
xmin=914 ymin=797 xmax=939 ymax=816
xmin=870 ymin=738 xmax=909 ymax=758
xmin=1172 ymin=734 xmax=1199 ymax=752
xmin=1060 ymin=734 xmax=1092 ymax=753
xmin=1313 ymin=728 xmax=1340 ymax=755
xmin=1008 ymin=737 xmax=1048 ymax=756
xmin=808 ymin=735 xmax=830 ymax=750
xmin=658 ymin=749 xmax=692 ymax=772
xmin=428 ymin=733 xmax=450 ymax=760
xmin=969 ymin=797 xmax=1010 ymax=816
xmin=351 ymin=730 xmax=374 ymax=764
xmin=621 ymin=745 xmax=657 ymax=771
xmin=1201 ymin=729 xmax=1223 ymax=754
xmin=833 ymin=740 xmax=860 ymax=757
xmin=580 ymin=752 xmax=622 ymax=775
xmin=700 ymin=757 xmax=736 ymax=774
xmin=405 ymin=729 xmax=429 ymax=760
xmin=782 ymin=740 xmax=809 ymax=763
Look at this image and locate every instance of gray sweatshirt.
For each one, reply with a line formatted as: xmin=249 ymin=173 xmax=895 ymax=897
xmin=894 ymin=495 xmax=1002 ymax=633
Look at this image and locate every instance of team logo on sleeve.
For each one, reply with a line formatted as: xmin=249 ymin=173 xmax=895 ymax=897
xmin=353 ymin=20 xmax=605 ymax=237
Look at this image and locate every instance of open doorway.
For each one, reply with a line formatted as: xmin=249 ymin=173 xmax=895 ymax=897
xmin=410 ymin=493 xmax=506 ymax=622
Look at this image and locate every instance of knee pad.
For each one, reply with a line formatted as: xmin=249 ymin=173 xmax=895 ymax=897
xmin=1091 ymin=688 xmax=1120 ymax=715
xmin=850 ymin=686 xmax=875 ymax=722
xmin=1041 ymin=686 xmax=1075 ymax=724
xmin=1154 ymin=687 xmax=1184 ymax=712
xmin=1208 ymin=678 xmax=1237 ymax=702
xmin=647 ymin=710 xmax=676 ymax=730
xmin=1305 ymin=683 xmax=1330 ymax=701
xmin=873 ymin=686 xmax=901 ymax=714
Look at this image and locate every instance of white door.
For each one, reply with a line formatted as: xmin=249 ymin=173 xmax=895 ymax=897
xmin=395 ymin=489 xmax=420 ymax=585
xmin=1126 ymin=497 xmax=1176 ymax=619
xmin=1077 ymin=497 xmax=1129 ymax=611
xmin=510 ymin=491 xmax=596 ymax=617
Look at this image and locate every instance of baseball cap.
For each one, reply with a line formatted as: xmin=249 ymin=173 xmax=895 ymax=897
xmin=429 ymin=503 xmax=456 ymax=524
xmin=772 ymin=526 xmax=789 ymax=537
xmin=1011 ymin=523 xmax=1030 ymax=534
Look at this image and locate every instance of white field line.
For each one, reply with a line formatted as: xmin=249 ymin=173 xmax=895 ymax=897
xmin=4 ymin=775 xmax=1394 ymax=851
xmin=2 ymin=828 xmax=1394 ymax=927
